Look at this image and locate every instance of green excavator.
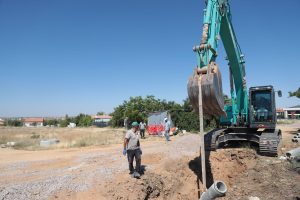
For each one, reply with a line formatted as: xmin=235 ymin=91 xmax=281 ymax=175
xmin=188 ymin=0 xmax=282 ymax=156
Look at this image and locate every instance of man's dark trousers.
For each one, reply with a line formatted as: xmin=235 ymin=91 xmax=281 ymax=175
xmin=127 ymin=149 xmax=141 ymax=173
xmin=140 ymin=129 xmax=145 ymax=138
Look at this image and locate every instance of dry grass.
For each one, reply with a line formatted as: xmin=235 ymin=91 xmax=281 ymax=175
xmin=0 ymin=127 xmax=126 ymax=150
xmin=277 ymin=119 xmax=299 ymax=124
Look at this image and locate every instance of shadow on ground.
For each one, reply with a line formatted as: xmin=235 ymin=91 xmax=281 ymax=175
xmin=188 ymin=149 xmax=214 ymax=199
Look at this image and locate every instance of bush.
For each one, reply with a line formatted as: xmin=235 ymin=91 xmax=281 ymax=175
xmin=59 ymin=119 xmax=69 ymax=127
xmin=13 ymin=140 xmax=36 ymax=150
xmin=30 ymin=132 xmax=40 ymax=139
xmin=44 ymin=119 xmax=59 ymax=126
xmin=5 ymin=119 xmax=22 ymax=127
xmin=77 ymin=140 xmax=87 ymax=147
xmin=172 ymin=111 xmax=199 ymax=132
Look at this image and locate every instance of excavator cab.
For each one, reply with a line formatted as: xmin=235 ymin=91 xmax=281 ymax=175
xmin=249 ymin=86 xmax=277 ymax=129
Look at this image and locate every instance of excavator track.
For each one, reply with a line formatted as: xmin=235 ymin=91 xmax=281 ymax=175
xmin=204 ymin=128 xmax=282 ymax=157
xmin=259 ymin=132 xmax=281 ymax=157
xmin=204 ymin=128 xmax=226 ymax=151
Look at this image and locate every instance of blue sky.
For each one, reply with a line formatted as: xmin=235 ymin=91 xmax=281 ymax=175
xmin=0 ymin=0 xmax=299 ymax=117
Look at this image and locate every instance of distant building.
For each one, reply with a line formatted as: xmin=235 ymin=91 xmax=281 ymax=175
xmin=92 ymin=115 xmax=112 ymax=127
xmin=0 ymin=118 xmax=4 ymax=126
xmin=276 ymin=108 xmax=284 ymax=119
xmin=276 ymin=106 xmax=300 ymax=119
xmin=23 ymin=118 xmax=44 ymax=127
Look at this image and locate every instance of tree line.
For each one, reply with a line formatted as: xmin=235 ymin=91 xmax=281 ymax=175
xmin=4 ymin=113 xmax=97 ymax=127
xmin=4 ymin=95 xmax=218 ymax=131
xmin=110 ymin=95 xmax=217 ymax=132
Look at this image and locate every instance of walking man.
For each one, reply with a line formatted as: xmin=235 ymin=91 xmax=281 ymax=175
xmin=139 ymin=121 xmax=146 ymax=139
xmin=123 ymin=121 xmax=142 ymax=178
xmin=164 ymin=118 xmax=171 ymax=142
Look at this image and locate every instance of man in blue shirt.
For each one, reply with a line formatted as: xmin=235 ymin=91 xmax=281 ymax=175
xmin=139 ymin=121 xmax=146 ymax=139
xmin=164 ymin=118 xmax=171 ymax=142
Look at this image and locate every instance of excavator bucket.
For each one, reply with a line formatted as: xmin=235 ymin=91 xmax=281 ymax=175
xmin=187 ymin=62 xmax=226 ymax=117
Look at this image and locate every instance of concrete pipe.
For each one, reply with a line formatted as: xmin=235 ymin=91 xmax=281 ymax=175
xmin=200 ymin=181 xmax=227 ymax=200
xmin=286 ymin=147 xmax=300 ymax=158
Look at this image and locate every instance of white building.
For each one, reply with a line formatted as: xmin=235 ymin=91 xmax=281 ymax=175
xmin=92 ymin=115 xmax=112 ymax=127
xmin=0 ymin=118 xmax=4 ymax=126
xmin=23 ymin=118 xmax=44 ymax=127
xmin=277 ymin=106 xmax=300 ymax=119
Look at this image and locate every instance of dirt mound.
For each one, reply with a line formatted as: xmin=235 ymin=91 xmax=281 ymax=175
xmin=104 ymin=149 xmax=259 ymax=200
xmin=209 ymin=149 xmax=257 ymax=187
xmin=225 ymin=156 xmax=300 ymax=200
xmin=104 ymin=160 xmax=196 ymax=200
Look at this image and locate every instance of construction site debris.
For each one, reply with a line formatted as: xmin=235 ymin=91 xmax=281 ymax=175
xmin=6 ymin=142 xmax=16 ymax=147
xmin=292 ymin=133 xmax=300 ymax=143
xmin=67 ymin=123 xmax=76 ymax=128
xmin=285 ymin=147 xmax=300 ymax=171
xmin=248 ymin=197 xmax=260 ymax=200
xmin=40 ymin=139 xmax=60 ymax=147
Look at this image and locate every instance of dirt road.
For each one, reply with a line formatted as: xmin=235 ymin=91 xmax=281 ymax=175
xmin=0 ymin=123 xmax=300 ymax=200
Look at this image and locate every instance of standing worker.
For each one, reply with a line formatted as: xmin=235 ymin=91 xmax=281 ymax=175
xmin=123 ymin=121 xmax=142 ymax=178
xmin=164 ymin=118 xmax=171 ymax=142
xmin=124 ymin=117 xmax=128 ymax=130
xmin=139 ymin=121 xmax=146 ymax=139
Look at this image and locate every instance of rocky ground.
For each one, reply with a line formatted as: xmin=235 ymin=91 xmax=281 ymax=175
xmin=0 ymin=122 xmax=300 ymax=200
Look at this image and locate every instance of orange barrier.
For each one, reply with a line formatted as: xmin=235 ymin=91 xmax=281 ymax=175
xmin=147 ymin=124 xmax=164 ymax=135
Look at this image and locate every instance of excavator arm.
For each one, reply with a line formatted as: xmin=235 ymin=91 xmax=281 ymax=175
xmin=188 ymin=0 xmax=248 ymax=125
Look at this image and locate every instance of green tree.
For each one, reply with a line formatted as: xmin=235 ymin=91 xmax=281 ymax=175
xmin=168 ymin=98 xmax=201 ymax=132
xmin=224 ymin=94 xmax=231 ymax=105
xmin=44 ymin=119 xmax=59 ymax=126
xmin=75 ymin=113 xmax=93 ymax=127
xmin=111 ymin=96 xmax=180 ymax=127
xmin=59 ymin=114 xmax=71 ymax=127
xmin=289 ymin=87 xmax=300 ymax=98
xmin=111 ymin=96 xmax=218 ymax=132
xmin=5 ymin=119 xmax=23 ymax=127
xmin=59 ymin=119 xmax=69 ymax=127
xmin=97 ymin=111 xmax=105 ymax=115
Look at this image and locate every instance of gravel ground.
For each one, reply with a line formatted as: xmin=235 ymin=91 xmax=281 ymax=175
xmin=0 ymin=124 xmax=299 ymax=200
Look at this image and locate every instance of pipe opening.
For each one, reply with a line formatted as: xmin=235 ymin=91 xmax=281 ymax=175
xmin=215 ymin=181 xmax=227 ymax=193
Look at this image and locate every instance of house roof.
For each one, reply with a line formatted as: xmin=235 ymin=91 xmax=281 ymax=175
xmin=290 ymin=105 xmax=300 ymax=108
xmin=276 ymin=107 xmax=300 ymax=111
xmin=23 ymin=118 xmax=44 ymax=123
xmin=93 ymin=115 xmax=112 ymax=119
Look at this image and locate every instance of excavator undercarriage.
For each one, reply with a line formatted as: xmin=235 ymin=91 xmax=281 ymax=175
xmin=204 ymin=128 xmax=282 ymax=156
